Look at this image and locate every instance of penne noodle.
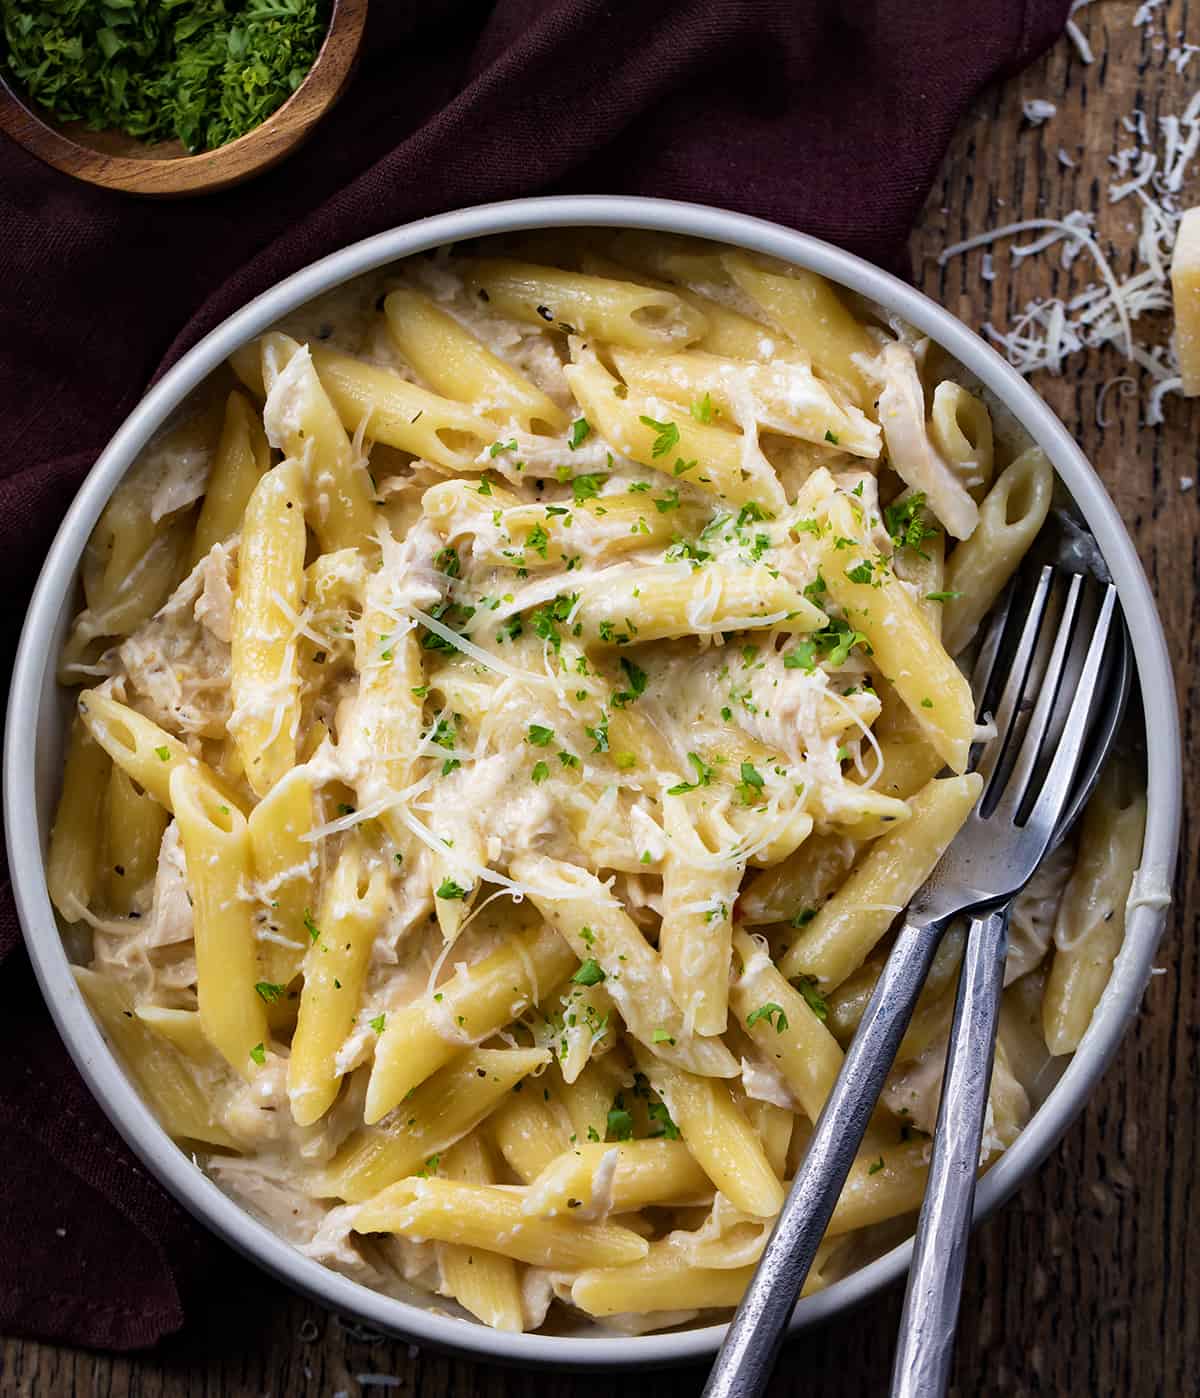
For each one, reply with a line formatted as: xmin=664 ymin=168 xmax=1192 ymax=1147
xmin=354 ymin=1176 xmax=650 ymax=1269
xmin=779 ymin=774 xmax=983 ymax=988
xmin=462 ymin=259 xmax=708 ymax=350
xmin=169 ymin=764 xmax=266 ymax=1077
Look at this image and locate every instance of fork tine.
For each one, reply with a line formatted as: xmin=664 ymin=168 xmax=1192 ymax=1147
xmin=1021 ymin=584 xmax=1119 ymax=839
xmin=1051 ymin=612 xmax=1131 ymax=843
xmin=993 ymin=572 xmax=1085 ymax=819
xmin=969 ymin=578 xmax=1016 ymax=716
xmin=973 ymin=565 xmax=1055 ymax=797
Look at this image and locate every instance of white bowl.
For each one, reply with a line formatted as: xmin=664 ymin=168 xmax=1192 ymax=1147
xmin=3 ymin=196 xmax=1182 ymax=1369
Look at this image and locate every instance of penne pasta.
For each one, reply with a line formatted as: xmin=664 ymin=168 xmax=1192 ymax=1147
xmin=190 ymin=390 xmax=270 ymax=565
xmin=365 ymin=923 xmax=577 ymax=1124
xmin=721 ymin=251 xmax=877 ymax=406
xmin=169 ymin=764 xmax=266 ymax=1077
xmin=229 ymin=460 xmax=306 ymax=797
xmin=437 ymin=1133 xmax=526 ymax=1331
xmin=322 ymin=1047 xmax=550 ymax=1202
xmin=462 ymin=259 xmax=708 ymax=349
xmin=51 ymin=232 xmax=1143 ymax=1339
xmin=355 ymin=1176 xmax=650 ymax=1269
xmin=105 ymin=765 xmax=169 ymax=916
xmin=288 ymin=838 xmax=388 ymax=1126
xmin=1042 ymin=765 xmax=1146 ymax=1055
xmin=779 ymin=774 xmax=983 ymax=988
xmin=633 ymin=1047 xmax=785 ymax=1218
xmin=76 ymin=968 xmax=237 ymax=1149
xmin=47 ymin=716 xmax=111 ymax=921
xmin=941 ymin=447 xmax=1055 ymax=656
xmin=384 ymin=287 xmax=568 ymax=434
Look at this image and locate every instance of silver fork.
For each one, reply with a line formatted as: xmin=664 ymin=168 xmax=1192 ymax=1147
xmin=702 ymin=565 xmax=1127 ymax=1398
xmin=889 ymin=569 xmax=1130 ymax=1398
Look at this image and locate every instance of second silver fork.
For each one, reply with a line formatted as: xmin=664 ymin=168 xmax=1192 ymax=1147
xmin=702 ymin=565 xmax=1127 ymax=1398
xmin=889 ymin=568 xmax=1130 ymax=1398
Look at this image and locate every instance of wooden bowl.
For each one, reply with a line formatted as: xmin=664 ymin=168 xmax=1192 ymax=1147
xmin=0 ymin=0 xmax=367 ymax=196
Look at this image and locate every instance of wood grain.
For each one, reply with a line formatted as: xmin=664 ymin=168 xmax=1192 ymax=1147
xmin=0 ymin=0 xmax=367 ymax=197
xmin=0 ymin=1 xmax=1195 ymax=1393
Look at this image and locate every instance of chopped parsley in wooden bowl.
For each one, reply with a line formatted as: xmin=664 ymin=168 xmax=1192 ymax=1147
xmin=0 ymin=0 xmax=367 ymax=195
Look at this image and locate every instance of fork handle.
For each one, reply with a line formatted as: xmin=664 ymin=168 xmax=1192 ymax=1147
xmin=703 ymin=911 xmax=953 ymax=1398
xmin=889 ymin=904 xmax=1011 ymax=1398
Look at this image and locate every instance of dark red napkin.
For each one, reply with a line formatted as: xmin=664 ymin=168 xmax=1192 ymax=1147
xmin=0 ymin=0 xmax=1071 ymax=1351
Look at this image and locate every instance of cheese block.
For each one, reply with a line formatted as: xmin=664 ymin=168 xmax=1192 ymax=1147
xmin=1170 ymin=207 xmax=1200 ymax=396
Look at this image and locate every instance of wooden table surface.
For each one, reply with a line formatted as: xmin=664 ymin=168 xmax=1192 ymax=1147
xmin=2 ymin=3 xmax=1196 ymax=1394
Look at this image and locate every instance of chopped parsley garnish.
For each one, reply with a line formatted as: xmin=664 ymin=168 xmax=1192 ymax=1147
xmin=249 ymin=1042 xmax=267 ymax=1066
xmin=664 ymin=536 xmax=710 ymax=565
xmin=651 ymin=1027 xmax=676 ymax=1045
xmin=611 ymin=657 xmax=648 ymax=707
xmin=845 ymin=560 xmax=874 ymax=585
xmin=868 ymin=1155 xmax=886 ymax=1175
xmin=803 ymin=571 xmax=828 ymax=605
xmin=558 ymin=750 xmax=581 ymax=768
xmin=812 ymin=616 xmax=870 ymax=667
xmin=647 ymin=1100 xmax=681 ymax=1140
xmin=921 ymin=697 xmax=934 ymax=708
xmin=572 ymin=472 xmax=606 ymax=503
xmin=737 ymin=761 xmax=765 ymax=804
xmin=606 ymin=1098 xmax=635 ymax=1141
xmin=735 ymin=501 xmax=774 ymax=531
xmin=476 ymin=478 xmax=493 ymax=495
xmin=795 ymin=975 xmax=829 ymax=1021
xmin=925 ymin=590 xmax=963 ymax=602
xmin=885 ymin=492 xmax=940 ymax=556
xmin=572 ymin=959 xmax=606 ymax=986
xmin=568 ymin=417 xmax=592 ymax=449
xmin=639 ymin=415 xmax=680 ymax=458
xmin=531 ymin=760 xmax=550 ymax=784
xmin=419 ymin=599 xmax=476 ymax=652
xmin=824 ymin=429 xmax=840 ymax=445
xmin=654 ymin=487 xmax=681 ymax=514
xmin=691 ymin=392 xmax=715 ymax=424
xmin=673 ymin=457 xmax=697 ymax=476
xmin=436 ymin=879 xmax=468 ymax=900
xmin=525 ymin=523 xmax=550 ymax=559
xmin=434 ymin=546 xmax=461 ymax=578
xmin=3 ymin=0 xmax=330 ymax=155
xmin=667 ymin=751 xmax=713 ymax=795
xmin=527 ymin=724 xmax=555 ymax=747
xmin=586 ymin=715 xmax=610 ymax=753
xmin=791 ymin=907 xmax=817 ymax=927
xmin=369 ymin=1013 xmax=387 ymax=1033
xmin=489 ymin=439 xmax=518 ymax=457
xmin=154 ymin=746 xmax=171 ymax=761
xmin=254 ymin=981 xmax=284 ymax=1004
xmin=304 ymin=909 xmax=321 ymax=943
xmin=746 ymin=1002 xmax=789 ymax=1033
xmin=785 ymin=641 xmax=817 ymax=672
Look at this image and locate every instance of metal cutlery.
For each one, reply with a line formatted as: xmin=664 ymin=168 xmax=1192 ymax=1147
xmin=703 ymin=565 xmax=1128 ymax=1398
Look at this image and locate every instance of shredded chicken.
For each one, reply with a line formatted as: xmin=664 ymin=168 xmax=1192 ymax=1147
xmin=118 ymin=544 xmax=235 ymax=738
xmin=870 ymin=342 xmax=979 ymax=539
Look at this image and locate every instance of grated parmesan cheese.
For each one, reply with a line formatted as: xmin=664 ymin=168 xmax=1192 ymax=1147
xmin=938 ymin=66 xmax=1200 ymax=423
